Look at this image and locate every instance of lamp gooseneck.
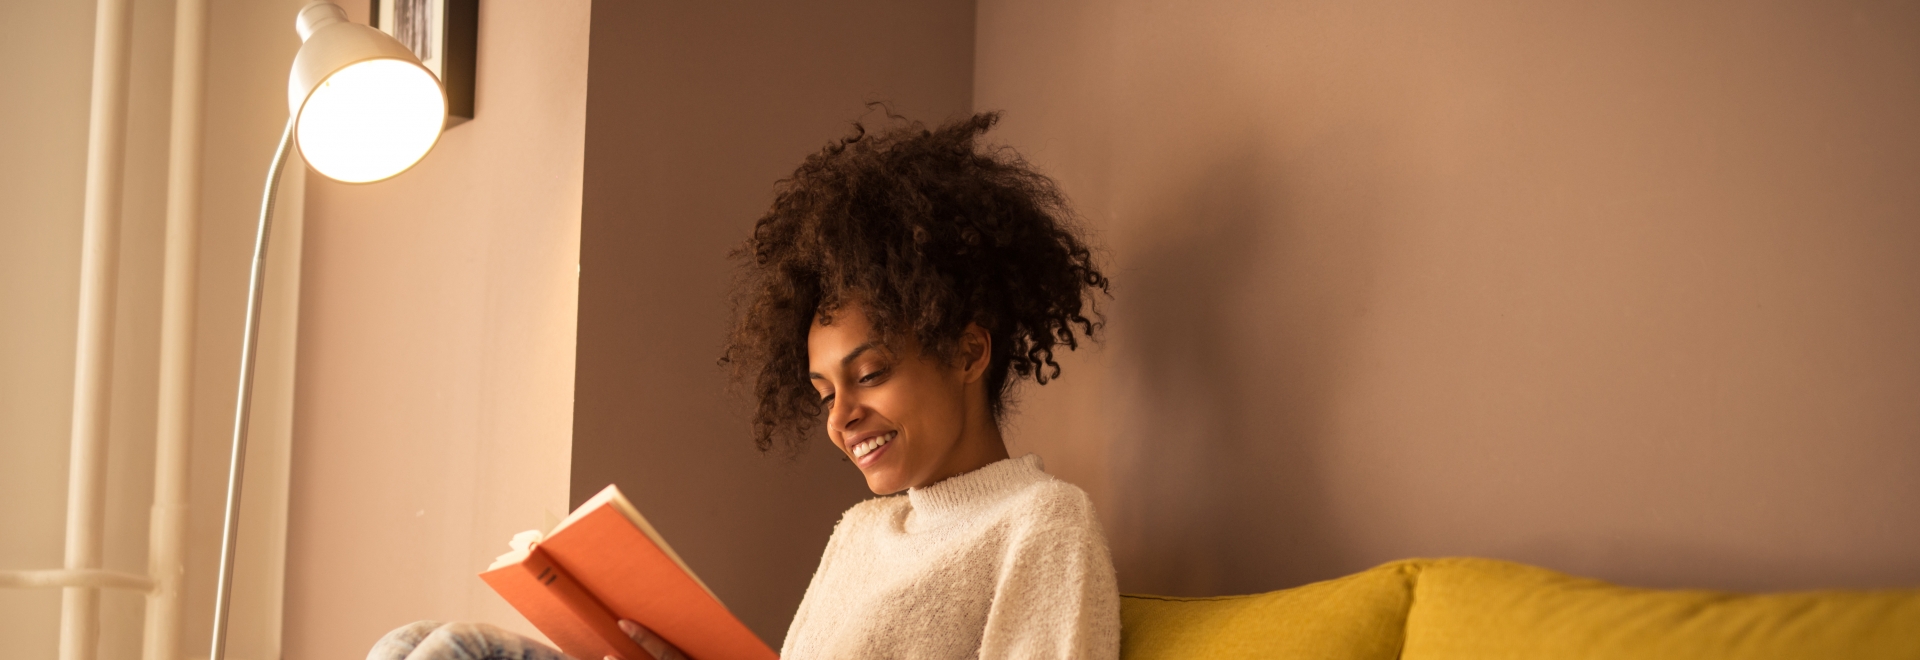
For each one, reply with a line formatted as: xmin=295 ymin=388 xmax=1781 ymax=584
xmin=207 ymin=118 xmax=294 ymax=660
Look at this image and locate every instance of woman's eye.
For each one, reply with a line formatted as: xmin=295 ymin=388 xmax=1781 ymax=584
xmin=858 ymin=369 xmax=887 ymax=384
xmin=819 ymin=393 xmax=835 ymax=405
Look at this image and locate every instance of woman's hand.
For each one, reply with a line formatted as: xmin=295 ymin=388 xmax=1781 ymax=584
xmin=607 ymin=619 xmax=687 ymax=660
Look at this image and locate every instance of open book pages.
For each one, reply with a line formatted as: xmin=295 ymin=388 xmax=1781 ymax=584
xmin=486 ymin=485 xmax=717 ymax=600
xmin=487 ymin=530 xmax=547 ymax=570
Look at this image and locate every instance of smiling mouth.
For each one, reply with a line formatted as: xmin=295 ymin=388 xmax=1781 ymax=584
xmin=850 ymin=431 xmax=897 ymax=459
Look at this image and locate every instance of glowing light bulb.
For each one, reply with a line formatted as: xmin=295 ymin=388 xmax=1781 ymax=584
xmin=295 ymin=59 xmax=445 ymax=183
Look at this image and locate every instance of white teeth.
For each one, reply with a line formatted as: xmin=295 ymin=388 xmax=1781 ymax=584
xmin=851 ymin=432 xmax=895 ymax=459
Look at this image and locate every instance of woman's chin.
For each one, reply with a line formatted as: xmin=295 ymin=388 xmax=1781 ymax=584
xmin=853 ymin=437 xmax=911 ymax=493
xmin=860 ymin=467 xmax=909 ymax=495
xmin=856 ymin=456 xmax=912 ymax=494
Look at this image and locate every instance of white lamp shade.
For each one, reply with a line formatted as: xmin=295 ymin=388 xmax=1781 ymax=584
xmin=288 ymin=2 xmax=446 ymax=183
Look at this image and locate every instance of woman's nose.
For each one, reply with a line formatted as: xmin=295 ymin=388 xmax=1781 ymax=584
xmin=832 ymin=393 xmax=862 ymax=430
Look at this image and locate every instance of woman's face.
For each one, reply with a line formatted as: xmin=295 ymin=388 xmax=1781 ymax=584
xmin=807 ymin=303 xmax=989 ymax=494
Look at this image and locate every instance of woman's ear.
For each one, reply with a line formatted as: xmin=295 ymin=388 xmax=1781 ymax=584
xmin=959 ymin=323 xmax=992 ymax=383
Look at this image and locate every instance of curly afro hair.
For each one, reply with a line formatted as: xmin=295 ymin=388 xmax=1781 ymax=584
xmin=723 ymin=111 xmax=1110 ymax=453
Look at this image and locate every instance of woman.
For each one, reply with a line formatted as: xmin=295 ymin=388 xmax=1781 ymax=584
xmin=371 ymin=112 xmax=1117 ymax=660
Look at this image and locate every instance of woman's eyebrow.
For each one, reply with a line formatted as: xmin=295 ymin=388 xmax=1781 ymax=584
xmin=809 ymin=340 xmax=880 ymax=380
xmin=840 ymin=341 xmax=879 ymax=366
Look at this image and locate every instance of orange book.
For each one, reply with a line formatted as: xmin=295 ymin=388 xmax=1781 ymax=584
xmin=480 ymin=484 xmax=777 ymax=660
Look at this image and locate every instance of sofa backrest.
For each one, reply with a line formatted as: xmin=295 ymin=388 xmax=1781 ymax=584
xmin=1402 ymin=557 xmax=1920 ymax=660
xmin=1119 ymin=557 xmax=1920 ymax=659
xmin=1118 ymin=559 xmax=1422 ymax=659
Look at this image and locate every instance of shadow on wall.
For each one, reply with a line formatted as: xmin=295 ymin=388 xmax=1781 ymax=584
xmin=1105 ymin=137 xmax=1385 ymax=597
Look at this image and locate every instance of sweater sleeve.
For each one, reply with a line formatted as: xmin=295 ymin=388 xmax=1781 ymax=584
xmin=780 ymin=509 xmax=853 ymax=658
xmin=977 ymin=491 xmax=1122 ymax=660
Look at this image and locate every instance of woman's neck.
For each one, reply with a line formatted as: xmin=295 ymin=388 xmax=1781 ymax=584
xmin=914 ymin=406 xmax=1009 ymax=489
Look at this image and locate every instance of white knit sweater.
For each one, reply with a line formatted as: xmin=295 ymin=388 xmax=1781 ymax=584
xmin=779 ymin=454 xmax=1120 ymax=659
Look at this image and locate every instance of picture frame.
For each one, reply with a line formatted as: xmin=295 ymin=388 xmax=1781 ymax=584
xmin=371 ymin=0 xmax=478 ymax=126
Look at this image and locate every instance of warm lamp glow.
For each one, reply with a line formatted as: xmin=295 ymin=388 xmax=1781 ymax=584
xmin=295 ymin=59 xmax=445 ymax=183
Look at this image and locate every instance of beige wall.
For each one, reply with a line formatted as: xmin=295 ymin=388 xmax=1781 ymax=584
xmin=282 ymin=0 xmax=590 ymax=658
xmin=977 ymin=0 xmax=1920 ymax=595
xmin=3 ymin=0 xmax=304 ymax=657
xmin=570 ymin=0 xmax=976 ymax=646
xmin=0 ymin=2 xmax=96 ymax=656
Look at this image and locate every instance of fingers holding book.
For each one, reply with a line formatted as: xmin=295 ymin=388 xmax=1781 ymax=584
xmin=609 ymin=619 xmax=687 ymax=660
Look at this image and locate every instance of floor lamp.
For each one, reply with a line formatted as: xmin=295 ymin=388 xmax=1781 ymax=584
xmin=210 ymin=3 xmax=446 ymax=659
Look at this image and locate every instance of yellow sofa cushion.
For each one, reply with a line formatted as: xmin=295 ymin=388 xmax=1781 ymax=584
xmin=1119 ymin=559 xmax=1423 ymax=660
xmin=1402 ymin=557 xmax=1920 ymax=660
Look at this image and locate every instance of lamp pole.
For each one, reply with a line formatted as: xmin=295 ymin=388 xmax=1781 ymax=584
xmin=207 ymin=4 xmax=444 ymax=658
xmin=208 ymin=119 xmax=294 ymax=660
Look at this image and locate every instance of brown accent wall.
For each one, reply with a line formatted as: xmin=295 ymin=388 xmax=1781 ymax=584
xmin=571 ymin=0 xmax=976 ymax=646
xmin=976 ymin=0 xmax=1920 ymax=596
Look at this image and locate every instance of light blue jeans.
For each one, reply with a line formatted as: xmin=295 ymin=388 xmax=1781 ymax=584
xmin=368 ymin=621 xmax=572 ymax=660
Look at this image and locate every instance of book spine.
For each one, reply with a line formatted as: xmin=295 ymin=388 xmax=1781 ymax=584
xmin=480 ymin=546 xmax=651 ymax=660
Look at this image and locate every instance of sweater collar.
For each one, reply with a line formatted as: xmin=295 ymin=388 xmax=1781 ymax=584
xmin=905 ymin=454 xmax=1047 ymax=530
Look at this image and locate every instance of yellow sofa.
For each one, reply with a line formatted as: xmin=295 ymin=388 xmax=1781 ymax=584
xmin=1120 ymin=557 xmax=1920 ymax=659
